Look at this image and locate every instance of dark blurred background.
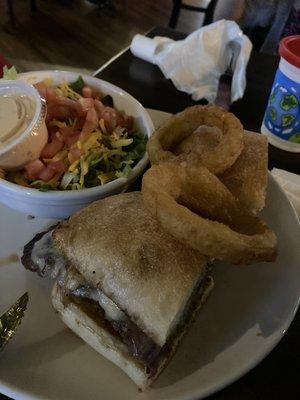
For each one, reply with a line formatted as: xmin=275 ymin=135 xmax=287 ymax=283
xmin=0 ymin=0 xmax=205 ymax=73
xmin=2 ymin=0 xmax=298 ymax=74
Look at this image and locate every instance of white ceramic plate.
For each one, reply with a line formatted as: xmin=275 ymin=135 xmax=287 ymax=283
xmin=0 ymin=109 xmax=299 ymax=400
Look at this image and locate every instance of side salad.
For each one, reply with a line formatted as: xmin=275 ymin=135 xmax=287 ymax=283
xmin=1 ymin=67 xmax=147 ymax=191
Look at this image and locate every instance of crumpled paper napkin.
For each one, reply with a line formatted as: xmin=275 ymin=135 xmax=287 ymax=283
xmin=130 ymin=20 xmax=252 ymax=103
xmin=272 ymin=168 xmax=300 ymax=219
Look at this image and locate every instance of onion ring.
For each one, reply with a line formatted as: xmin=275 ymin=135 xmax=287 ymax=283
xmin=147 ymin=105 xmax=244 ymax=175
xmin=142 ymin=162 xmax=277 ymax=265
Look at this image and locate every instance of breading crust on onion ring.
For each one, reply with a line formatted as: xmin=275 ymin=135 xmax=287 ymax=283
xmin=147 ymin=105 xmax=244 ymax=175
xmin=219 ymin=132 xmax=268 ymax=214
xmin=142 ymin=162 xmax=277 ymax=265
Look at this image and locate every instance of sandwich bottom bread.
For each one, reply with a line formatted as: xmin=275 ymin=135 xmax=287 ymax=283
xmin=51 ymin=274 xmax=213 ymax=390
xmin=22 ymin=192 xmax=214 ymax=390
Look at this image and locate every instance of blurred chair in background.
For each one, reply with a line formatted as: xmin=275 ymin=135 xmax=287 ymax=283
xmin=213 ymin=0 xmax=299 ymax=53
xmin=59 ymin=0 xmax=116 ymax=9
xmin=6 ymin=0 xmax=36 ymax=28
xmin=169 ymin=0 xmax=219 ymax=28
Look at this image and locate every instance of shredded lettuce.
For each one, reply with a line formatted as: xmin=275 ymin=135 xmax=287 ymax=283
xmin=124 ymin=133 xmax=147 ymax=161
xmin=60 ymin=172 xmax=78 ymax=189
xmin=2 ymin=65 xmax=18 ymax=80
xmin=69 ymin=75 xmax=84 ymax=94
xmin=101 ymin=94 xmax=113 ymax=107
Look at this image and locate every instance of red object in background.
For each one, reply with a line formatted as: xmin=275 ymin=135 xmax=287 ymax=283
xmin=0 ymin=55 xmax=11 ymax=77
xmin=279 ymin=35 xmax=300 ymax=68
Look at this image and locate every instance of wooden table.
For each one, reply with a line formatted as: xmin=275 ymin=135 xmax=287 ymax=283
xmin=95 ymin=26 xmax=300 ymax=400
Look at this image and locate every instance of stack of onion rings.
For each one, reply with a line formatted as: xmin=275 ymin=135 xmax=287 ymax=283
xmin=143 ymin=105 xmax=277 ymax=265
xmin=142 ymin=162 xmax=277 ymax=265
xmin=147 ymin=105 xmax=244 ymax=175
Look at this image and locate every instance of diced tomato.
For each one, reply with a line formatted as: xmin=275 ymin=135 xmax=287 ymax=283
xmin=54 ymin=131 xmax=64 ymax=142
xmin=34 ymin=82 xmax=47 ymax=99
xmin=60 ymin=126 xmax=76 ymax=137
xmin=45 ymin=87 xmax=57 ymax=102
xmin=41 ymin=139 xmax=64 ymax=158
xmin=38 ymin=167 xmax=56 ymax=182
xmin=47 ymin=105 xmax=73 ymax=121
xmin=91 ymin=88 xmax=102 ymax=99
xmin=94 ymin=99 xmax=105 ymax=117
xmin=58 ymin=96 xmax=85 ymax=116
xmin=74 ymin=116 xmax=86 ymax=130
xmin=101 ymin=107 xmax=117 ymax=132
xmin=48 ymin=125 xmax=59 ymax=140
xmin=24 ymin=159 xmax=45 ymax=180
xmin=124 ymin=115 xmax=134 ymax=131
xmin=116 ymin=113 xmax=125 ymax=127
xmin=80 ymin=107 xmax=98 ymax=140
xmin=65 ymin=132 xmax=80 ymax=148
xmin=46 ymin=94 xmax=86 ymax=121
xmin=69 ymin=147 xmax=83 ymax=163
xmin=74 ymin=102 xmax=86 ymax=117
xmin=47 ymin=160 xmax=66 ymax=173
xmin=79 ymin=97 xmax=94 ymax=113
xmin=112 ymin=112 xmax=133 ymax=131
xmin=82 ymin=86 xmax=92 ymax=98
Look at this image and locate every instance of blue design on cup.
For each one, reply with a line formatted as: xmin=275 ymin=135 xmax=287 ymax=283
xmin=263 ymin=68 xmax=300 ymax=143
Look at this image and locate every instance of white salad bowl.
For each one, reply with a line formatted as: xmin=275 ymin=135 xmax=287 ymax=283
xmin=0 ymin=70 xmax=154 ymax=219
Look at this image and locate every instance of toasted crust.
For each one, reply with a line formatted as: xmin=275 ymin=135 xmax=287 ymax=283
xmin=52 ymin=192 xmax=208 ymax=347
xmin=219 ymin=132 xmax=268 ymax=214
xmin=51 ymin=276 xmax=214 ymax=390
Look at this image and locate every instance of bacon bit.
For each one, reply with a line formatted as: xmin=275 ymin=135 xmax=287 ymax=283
xmin=41 ymin=139 xmax=64 ymax=158
xmin=80 ymin=107 xmax=98 ymax=140
xmin=82 ymin=86 xmax=92 ymax=98
xmin=38 ymin=166 xmax=56 ymax=182
xmin=25 ymin=159 xmax=45 ymax=180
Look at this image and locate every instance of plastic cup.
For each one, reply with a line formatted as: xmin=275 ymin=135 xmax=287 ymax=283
xmin=261 ymin=35 xmax=300 ymax=153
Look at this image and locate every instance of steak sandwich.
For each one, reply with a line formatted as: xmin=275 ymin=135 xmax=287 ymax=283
xmin=22 ymin=192 xmax=213 ymax=390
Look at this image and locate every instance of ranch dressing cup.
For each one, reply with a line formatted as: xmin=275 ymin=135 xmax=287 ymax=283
xmin=0 ymin=80 xmax=48 ymax=169
xmin=261 ymin=35 xmax=300 ymax=153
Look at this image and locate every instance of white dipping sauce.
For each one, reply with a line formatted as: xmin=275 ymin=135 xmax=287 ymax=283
xmin=0 ymin=93 xmax=36 ymax=144
xmin=0 ymin=80 xmax=48 ymax=170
